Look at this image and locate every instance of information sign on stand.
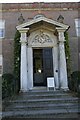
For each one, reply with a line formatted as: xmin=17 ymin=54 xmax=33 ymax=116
xmin=47 ymin=77 xmax=55 ymax=91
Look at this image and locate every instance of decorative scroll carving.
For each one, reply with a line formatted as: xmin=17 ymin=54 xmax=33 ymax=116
xmin=32 ymin=31 xmax=52 ymax=44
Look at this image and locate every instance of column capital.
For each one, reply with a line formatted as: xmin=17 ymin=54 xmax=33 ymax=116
xmin=56 ymin=27 xmax=66 ymax=42
xmin=17 ymin=28 xmax=29 ymax=33
xmin=18 ymin=28 xmax=29 ymax=44
xmin=56 ymin=27 xmax=66 ymax=32
xmin=20 ymin=40 xmax=27 ymax=44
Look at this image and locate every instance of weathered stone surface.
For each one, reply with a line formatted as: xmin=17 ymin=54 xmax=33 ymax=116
xmin=2 ymin=90 xmax=79 ymax=118
xmin=2 ymin=40 xmax=14 ymax=73
xmin=2 ymin=3 xmax=79 ymax=10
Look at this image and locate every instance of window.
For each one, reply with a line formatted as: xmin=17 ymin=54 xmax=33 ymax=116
xmin=0 ymin=55 xmax=3 ymax=76
xmin=0 ymin=20 xmax=5 ymax=38
xmin=34 ymin=14 xmax=45 ymax=19
xmin=75 ymin=19 xmax=80 ymax=37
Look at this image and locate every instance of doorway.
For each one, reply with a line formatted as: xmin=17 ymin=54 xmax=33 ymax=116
xmin=33 ymin=48 xmax=53 ymax=86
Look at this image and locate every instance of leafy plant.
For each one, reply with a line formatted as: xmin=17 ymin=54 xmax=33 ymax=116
xmin=64 ymin=31 xmax=72 ymax=78
xmin=14 ymin=30 xmax=21 ymax=92
xmin=2 ymin=73 xmax=14 ymax=99
xmin=70 ymin=71 xmax=80 ymax=92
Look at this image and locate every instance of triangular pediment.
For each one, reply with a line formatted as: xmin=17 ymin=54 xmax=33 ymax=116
xmin=16 ymin=16 xmax=69 ymax=30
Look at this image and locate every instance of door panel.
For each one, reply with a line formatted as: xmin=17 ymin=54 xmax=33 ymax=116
xmin=33 ymin=48 xmax=53 ymax=86
xmin=43 ymin=48 xmax=53 ymax=86
xmin=33 ymin=49 xmax=44 ymax=86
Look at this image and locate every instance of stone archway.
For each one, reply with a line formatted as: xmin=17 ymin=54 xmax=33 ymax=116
xmin=16 ymin=16 xmax=69 ymax=92
xmin=27 ymin=29 xmax=59 ymax=90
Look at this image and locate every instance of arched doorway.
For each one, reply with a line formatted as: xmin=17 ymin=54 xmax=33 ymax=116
xmin=17 ymin=16 xmax=69 ymax=91
xmin=27 ymin=28 xmax=60 ymax=90
xmin=33 ymin=47 xmax=53 ymax=86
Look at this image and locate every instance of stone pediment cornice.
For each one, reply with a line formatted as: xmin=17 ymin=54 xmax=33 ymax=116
xmin=16 ymin=16 xmax=69 ymax=31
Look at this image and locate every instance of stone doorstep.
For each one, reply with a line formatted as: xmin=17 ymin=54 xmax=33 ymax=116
xmin=19 ymin=92 xmax=71 ymax=95
xmin=5 ymin=106 xmax=79 ymax=112
xmin=10 ymin=92 xmax=77 ymax=101
xmin=7 ymin=91 xmax=71 ymax=99
xmin=2 ymin=109 xmax=79 ymax=118
xmin=2 ymin=90 xmax=79 ymax=118
xmin=3 ymin=98 xmax=78 ymax=110
xmin=5 ymin=102 xmax=79 ymax=108
xmin=17 ymin=93 xmax=73 ymax=98
xmin=8 ymin=96 xmax=78 ymax=102
xmin=15 ymin=94 xmax=74 ymax=100
xmin=24 ymin=89 xmax=69 ymax=93
xmin=8 ymin=97 xmax=78 ymax=103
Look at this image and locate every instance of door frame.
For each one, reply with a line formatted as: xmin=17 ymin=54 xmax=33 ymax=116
xmin=33 ymin=48 xmax=43 ymax=86
xmin=27 ymin=29 xmax=59 ymax=90
xmin=33 ymin=47 xmax=53 ymax=87
xmin=27 ymin=46 xmax=59 ymax=90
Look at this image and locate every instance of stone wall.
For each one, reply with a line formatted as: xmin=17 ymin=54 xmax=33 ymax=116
xmin=2 ymin=40 xmax=14 ymax=73
xmin=2 ymin=3 xmax=78 ymax=10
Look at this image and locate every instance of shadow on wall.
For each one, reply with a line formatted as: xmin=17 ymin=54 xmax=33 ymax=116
xmin=69 ymin=71 xmax=80 ymax=96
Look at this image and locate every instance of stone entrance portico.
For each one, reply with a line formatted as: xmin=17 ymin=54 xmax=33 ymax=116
xmin=16 ymin=16 xmax=69 ymax=92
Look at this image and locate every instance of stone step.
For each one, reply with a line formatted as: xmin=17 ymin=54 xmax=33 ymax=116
xmin=17 ymin=93 xmax=74 ymax=99
xmin=3 ymin=109 xmax=79 ymax=118
xmin=22 ymin=90 xmax=70 ymax=95
xmin=14 ymin=90 xmax=77 ymax=101
xmin=5 ymin=98 xmax=78 ymax=111
xmin=8 ymin=97 xmax=78 ymax=104
xmin=2 ymin=90 xmax=79 ymax=119
xmin=5 ymin=103 xmax=79 ymax=111
xmin=6 ymin=102 xmax=78 ymax=108
xmin=24 ymin=90 xmax=70 ymax=95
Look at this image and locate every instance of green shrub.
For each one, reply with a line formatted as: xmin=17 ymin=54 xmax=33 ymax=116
xmin=70 ymin=71 xmax=80 ymax=93
xmin=64 ymin=31 xmax=72 ymax=78
xmin=2 ymin=73 xmax=15 ymax=99
xmin=14 ymin=30 xmax=21 ymax=92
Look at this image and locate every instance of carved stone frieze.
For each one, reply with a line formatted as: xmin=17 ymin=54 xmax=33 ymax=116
xmin=32 ymin=31 xmax=52 ymax=44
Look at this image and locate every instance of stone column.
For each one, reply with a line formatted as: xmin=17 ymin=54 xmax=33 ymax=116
xmin=18 ymin=28 xmax=29 ymax=92
xmin=27 ymin=47 xmax=33 ymax=90
xmin=53 ymin=46 xmax=59 ymax=89
xmin=56 ymin=28 xmax=68 ymax=90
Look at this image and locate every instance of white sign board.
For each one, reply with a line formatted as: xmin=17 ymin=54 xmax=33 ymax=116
xmin=0 ymin=55 xmax=2 ymax=65
xmin=47 ymin=77 xmax=55 ymax=90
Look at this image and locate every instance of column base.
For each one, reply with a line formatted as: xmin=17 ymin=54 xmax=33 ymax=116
xmin=60 ymin=87 xmax=69 ymax=91
xmin=19 ymin=89 xmax=28 ymax=93
xmin=19 ymin=88 xmax=33 ymax=93
xmin=55 ymin=87 xmax=59 ymax=89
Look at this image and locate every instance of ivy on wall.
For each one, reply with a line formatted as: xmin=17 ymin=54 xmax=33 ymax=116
xmin=14 ymin=30 xmax=21 ymax=92
xmin=64 ymin=31 xmax=72 ymax=78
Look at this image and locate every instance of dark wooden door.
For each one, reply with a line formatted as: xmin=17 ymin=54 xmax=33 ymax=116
xmin=43 ymin=48 xmax=53 ymax=86
xmin=33 ymin=49 xmax=44 ymax=86
xmin=33 ymin=48 xmax=53 ymax=86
